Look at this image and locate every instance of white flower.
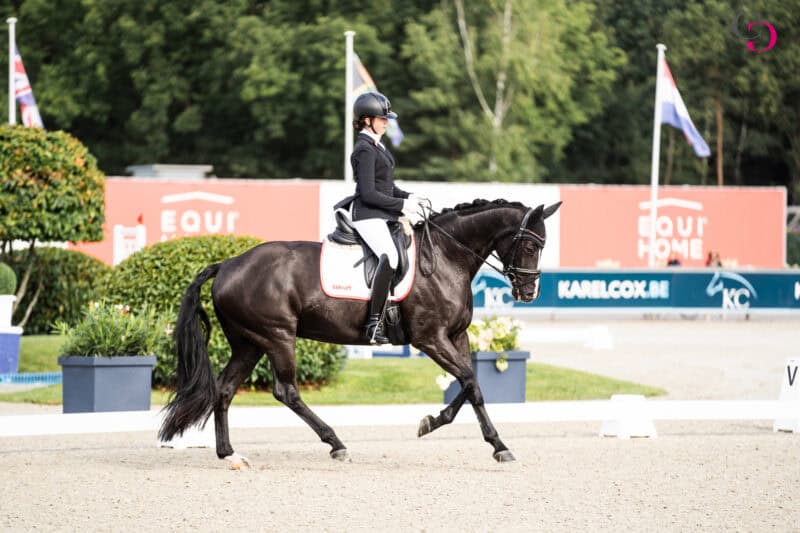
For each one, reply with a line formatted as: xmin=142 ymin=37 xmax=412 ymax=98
xmin=467 ymin=315 xmax=520 ymax=352
xmin=476 ymin=329 xmax=493 ymax=351
xmin=435 ymin=373 xmax=456 ymax=391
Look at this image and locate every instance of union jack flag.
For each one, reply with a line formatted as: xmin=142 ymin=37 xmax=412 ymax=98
xmin=13 ymin=44 xmax=44 ymax=128
xmin=352 ymin=53 xmax=403 ymax=146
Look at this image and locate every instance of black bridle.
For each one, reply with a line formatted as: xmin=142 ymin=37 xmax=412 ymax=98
xmin=417 ymin=204 xmax=545 ymax=283
xmin=502 ymin=208 xmax=546 ymax=283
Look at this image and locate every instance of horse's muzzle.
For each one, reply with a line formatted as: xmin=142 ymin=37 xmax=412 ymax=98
xmin=512 ymin=282 xmax=540 ymax=303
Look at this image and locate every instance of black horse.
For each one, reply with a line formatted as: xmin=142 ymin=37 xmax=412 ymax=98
xmin=159 ymin=199 xmax=561 ymax=466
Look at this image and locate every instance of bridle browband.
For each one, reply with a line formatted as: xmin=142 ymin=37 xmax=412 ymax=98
xmin=417 ymin=203 xmax=545 ymax=282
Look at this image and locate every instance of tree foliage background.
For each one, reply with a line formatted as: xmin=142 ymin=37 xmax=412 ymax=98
xmin=0 ymin=0 xmax=796 ymax=201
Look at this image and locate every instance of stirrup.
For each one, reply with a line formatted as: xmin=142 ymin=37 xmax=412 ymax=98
xmin=365 ymin=319 xmax=390 ymax=345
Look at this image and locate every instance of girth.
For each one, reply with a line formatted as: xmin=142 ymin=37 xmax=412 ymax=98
xmin=327 ymin=209 xmax=412 ymax=290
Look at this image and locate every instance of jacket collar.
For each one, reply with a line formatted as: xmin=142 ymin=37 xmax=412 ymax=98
xmin=359 ymin=130 xmax=385 ymax=150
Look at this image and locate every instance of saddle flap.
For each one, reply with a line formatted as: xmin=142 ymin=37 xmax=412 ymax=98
xmin=327 ymin=209 xmax=413 ymax=288
xmin=319 ymin=235 xmax=416 ymax=302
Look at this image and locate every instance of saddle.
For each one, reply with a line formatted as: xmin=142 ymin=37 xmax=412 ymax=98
xmin=327 ymin=209 xmax=413 ymax=291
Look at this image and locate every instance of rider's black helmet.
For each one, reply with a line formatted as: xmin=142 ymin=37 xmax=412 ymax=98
xmin=353 ymin=92 xmax=397 ymax=120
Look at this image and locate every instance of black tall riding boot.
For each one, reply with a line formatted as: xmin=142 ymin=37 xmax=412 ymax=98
xmin=364 ymin=254 xmax=395 ymax=345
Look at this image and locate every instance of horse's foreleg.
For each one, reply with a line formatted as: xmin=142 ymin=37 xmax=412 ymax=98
xmin=417 ymin=331 xmax=513 ymax=462
xmin=417 ymin=377 xmax=471 ymax=437
xmin=452 ymin=332 xmax=514 ymax=462
xmin=416 ymin=331 xmax=474 ymax=436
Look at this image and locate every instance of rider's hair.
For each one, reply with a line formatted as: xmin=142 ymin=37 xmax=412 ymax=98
xmin=353 ymin=117 xmax=368 ymax=131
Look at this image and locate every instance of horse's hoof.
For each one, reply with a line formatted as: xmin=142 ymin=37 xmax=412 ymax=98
xmin=493 ymin=450 xmax=516 ymax=463
xmin=225 ymin=452 xmax=251 ymax=470
xmin=330 ymin=448 xmax=350 ymax=462
xmin=417 ymin=415 xmax=434 ymax=437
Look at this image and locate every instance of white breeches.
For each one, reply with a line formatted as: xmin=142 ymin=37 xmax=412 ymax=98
xmin=350 ymin=218 xmax=398 ymax=269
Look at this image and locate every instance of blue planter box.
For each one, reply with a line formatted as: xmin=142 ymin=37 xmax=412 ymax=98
xmin=443 ymin=351 xmax=528 ymax=404
xmin=0 ymin=328 xmax=23 ymax=374
xmin=58 ymin=356 xmax=157 ymax=413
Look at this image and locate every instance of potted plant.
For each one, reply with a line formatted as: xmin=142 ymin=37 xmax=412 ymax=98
xmin=441 ymin=316 xmax=529 ymax=404
xmin=0 ymin=262 xmax=22 ymax=374
xmin=55 ymin=302 xmax=160 ymax=413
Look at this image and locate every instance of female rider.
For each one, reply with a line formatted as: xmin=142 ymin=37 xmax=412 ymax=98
xmin=336 ymin=92 xmax=425 ymax=344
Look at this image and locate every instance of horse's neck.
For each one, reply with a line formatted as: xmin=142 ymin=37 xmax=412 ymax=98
xmin=434 ymin=207 xmax=522 ymax=275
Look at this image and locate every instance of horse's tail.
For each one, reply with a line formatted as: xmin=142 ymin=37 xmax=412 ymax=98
xmin=159 ymin=263 xmax=221 ymax=442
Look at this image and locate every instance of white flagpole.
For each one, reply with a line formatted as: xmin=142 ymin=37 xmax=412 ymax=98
xmin=7 ymin=17 xmax=16 ymax=125
xmin=344 ymin=30 xmax=355 ymax=183
xmin=648 ymin=43 xmax=667 ymax=267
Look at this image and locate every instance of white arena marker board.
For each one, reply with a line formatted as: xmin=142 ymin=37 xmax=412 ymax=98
xmin=773 ymin=358 xmax=800 ymax=433
xmin=599 ymin=394 xmax=657 ymax=439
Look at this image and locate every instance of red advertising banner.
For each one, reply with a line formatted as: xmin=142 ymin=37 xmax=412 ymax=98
xmin=559 ymin=185 xmax=786 ymax=268
xmin=71 ymin=178 xmax=320 ymax=265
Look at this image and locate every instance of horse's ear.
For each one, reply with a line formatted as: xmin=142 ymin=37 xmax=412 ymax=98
xmin=532 ymin=204 xmax=544 ymax=218
xmin=543 ymin=201 xmax=562 ymax=219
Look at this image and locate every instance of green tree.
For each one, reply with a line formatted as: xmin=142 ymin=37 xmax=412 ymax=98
xmin=662 ymin=1 xmax=748 ymax=186
xmin=0 ymin=125 xmax=105 ymax=327
xmin=551 ymin=0 xmax=688 ymax=185
xmin=1 ymin=0 xmax=438 ymax=179
xmin=399 ymin=0 xmax=624 ymax=181
xmin=742 ymin=0 xmax=800 ymax=202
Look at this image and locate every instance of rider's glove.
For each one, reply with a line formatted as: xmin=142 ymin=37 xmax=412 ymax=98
xmin=401 ymin=198 xmax=418 ymax=216
xmin=407 ymin=194 xmax=430 ymax=210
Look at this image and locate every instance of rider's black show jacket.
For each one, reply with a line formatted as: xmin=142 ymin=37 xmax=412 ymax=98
xmin=337 ymin=133 xmax=410 ymax=221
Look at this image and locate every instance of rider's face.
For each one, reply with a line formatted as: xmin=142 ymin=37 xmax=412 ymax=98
xmin=367 ymin=116 xmax=388 ymax=135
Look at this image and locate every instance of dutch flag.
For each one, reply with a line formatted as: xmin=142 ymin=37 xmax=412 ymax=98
xmin=657 ymin=58 xmax=709 ymax=157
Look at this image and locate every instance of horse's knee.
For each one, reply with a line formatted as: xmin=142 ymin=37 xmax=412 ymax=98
xmin=465 ymin=380 xmax=485 ymax=406
xmin=459 ymin=375 xmax=475 ymax=395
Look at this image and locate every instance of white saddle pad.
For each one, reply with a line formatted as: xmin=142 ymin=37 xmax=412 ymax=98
xmin=320 ymin=235 xmax=416 ymax=301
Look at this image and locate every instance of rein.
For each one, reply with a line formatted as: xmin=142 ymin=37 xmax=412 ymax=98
xmin=416 ymin=202 xmax=545 ymax=279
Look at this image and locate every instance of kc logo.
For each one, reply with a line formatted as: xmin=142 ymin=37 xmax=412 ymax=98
xmin=705 ymin=272 xmax=759 ymax=310
xmin=472 ymin=271 xmax=515 ymax=309
xmin=731 ymin=13 xmax=777 ymax=53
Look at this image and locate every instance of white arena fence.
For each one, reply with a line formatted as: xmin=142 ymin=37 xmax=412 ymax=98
xmin=1 ymin=397 xmax=798 ymax=441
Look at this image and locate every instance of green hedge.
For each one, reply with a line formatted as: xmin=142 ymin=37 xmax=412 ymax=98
xmin=0 ymin=262 xmax=16 ymax=295
xmin=788 ymin=233 xmax=800 ymax=267
xmin=105 ymin=235 xmax=346 ymax=389
xmin=0 ymin=125 xmax=104 ymax=243
xmin=2 ymin=247 xmax=111 ymax=333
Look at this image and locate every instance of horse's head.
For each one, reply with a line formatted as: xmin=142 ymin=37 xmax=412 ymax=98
xmin=498 ymin=201 xmax=562 ymax=302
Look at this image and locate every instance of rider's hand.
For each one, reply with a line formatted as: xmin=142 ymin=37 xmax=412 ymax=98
xmin=401 ymin=198 xmax=419 ymax=216
xmin=407 ymin=194 xmax=430 ymax=209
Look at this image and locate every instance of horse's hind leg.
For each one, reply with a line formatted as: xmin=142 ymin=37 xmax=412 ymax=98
xmin=262 ymin=330 xmax=349 ymax=460
xmin=213 ymin=333 xmax=264 ymax=467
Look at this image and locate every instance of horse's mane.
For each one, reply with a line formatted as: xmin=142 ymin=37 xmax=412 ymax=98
xmin=413 ymin=198 xmax=525 ymax=229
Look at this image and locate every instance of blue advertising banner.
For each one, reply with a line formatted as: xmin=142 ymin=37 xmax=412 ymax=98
xmin=472 ymin=269 xmax=800 ymax=314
